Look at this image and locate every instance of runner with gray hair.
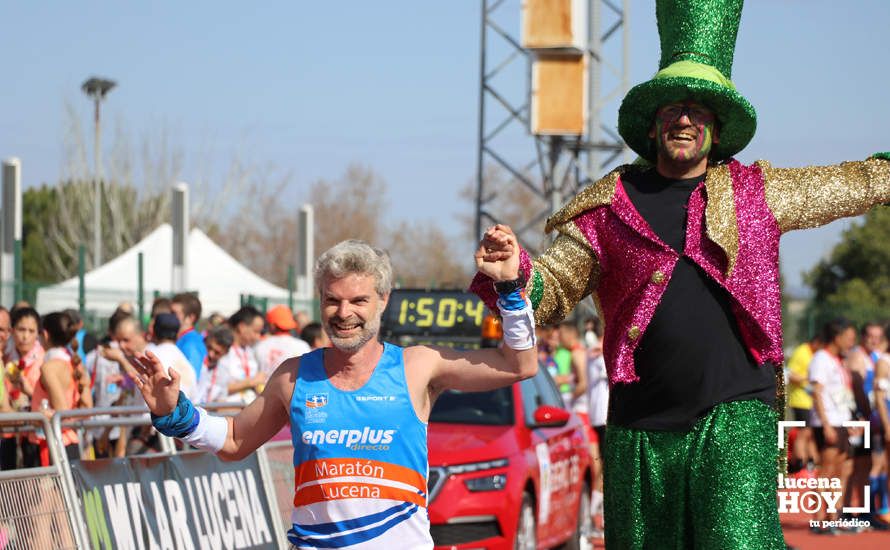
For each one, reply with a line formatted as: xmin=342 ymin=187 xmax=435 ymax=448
xmin=130 ymin=236 xmax=538 ymax=549
xmin=313 ymin=239 xmax=392 ymax=298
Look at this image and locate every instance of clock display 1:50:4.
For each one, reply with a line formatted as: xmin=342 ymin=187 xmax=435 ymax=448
xmin=397 ymin=298 xmax=485 ymax=328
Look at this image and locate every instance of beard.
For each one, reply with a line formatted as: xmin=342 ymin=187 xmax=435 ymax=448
xmin=653 ymin=119 xmax=714 ymax=166
xmin=324 ymin=307 xmax=383 ymax=353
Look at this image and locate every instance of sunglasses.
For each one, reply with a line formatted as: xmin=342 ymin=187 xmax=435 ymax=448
xmin=656 ymin=104 xmax=716 ymax=125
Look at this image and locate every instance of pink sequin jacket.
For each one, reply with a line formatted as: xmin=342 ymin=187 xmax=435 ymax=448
xmin=471 ymin=157 xmax=890 ymax=385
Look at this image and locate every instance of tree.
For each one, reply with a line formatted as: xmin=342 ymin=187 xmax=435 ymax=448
xmin=207 ymin=163 xmax=472 ymax=289
xmin=386 ymin=221 xmax=470 ymax=288
xmin=21 ymin=186 xmax=57 ymax=283
xmin=25 ymin=103 xmax=472 ymax=293
xmin=309 ymin=164 xmax=389 ymax=254
xmin=307 ymin=164 xmax=470 ymax=288
xmin=802 ymin=207 xmax=890 ymax=328
xmin=22 ymin=181 xmax=168 ymax=284
xmin=21 ymin=104 xmax=268 ymax=285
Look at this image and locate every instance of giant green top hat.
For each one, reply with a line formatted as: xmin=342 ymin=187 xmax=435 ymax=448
xmin=618 ymin=0 xmax=756 ymax=162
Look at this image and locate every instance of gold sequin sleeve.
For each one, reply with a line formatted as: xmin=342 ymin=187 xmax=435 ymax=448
xmin=528 ymin=220 xmax=601 ymax=326
xmin=761 ymin=158 xmax=890 ymax=234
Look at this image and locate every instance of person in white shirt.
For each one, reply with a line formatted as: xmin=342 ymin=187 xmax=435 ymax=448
xmin=192 ymin=326 xmax=234 ymax=404
xmin=809 ymin=317 xmax=857 ymax=527
xmin=255 ymin=305 xmax=311 ymax=376
xmin=100 ymin=315 xmax=153 ymax=455
xmin=218 ymin=306 xmax=264 ymax=404
xmin=147 ymin=313 xmax=197 ymax=399
xmin=84 ymin=310 xmax=134 ymax=457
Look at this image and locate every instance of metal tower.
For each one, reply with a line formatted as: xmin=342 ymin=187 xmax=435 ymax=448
xmin=474 ymin=0 xmax=631 ymax=256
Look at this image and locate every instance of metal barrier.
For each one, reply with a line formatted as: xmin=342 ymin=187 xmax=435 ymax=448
xmin=0 ymin=412 xmax=85 ymax=550
xmin=201 ymin=402 xmax=290 ymax=547
xmin=2 ymin=405 xmax=293 ymax=549
xmin=261 ymin=440 xmax=296 ymax=532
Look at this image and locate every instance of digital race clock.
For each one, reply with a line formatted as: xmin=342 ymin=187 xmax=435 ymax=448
xmin=380 ymin=289 xmax=487 ymax=341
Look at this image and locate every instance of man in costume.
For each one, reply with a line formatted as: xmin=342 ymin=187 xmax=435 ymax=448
xmin=472 ymin=0 xmax=890 ymax=547
xmin=131 ymin=239 xmax=536 ymax=549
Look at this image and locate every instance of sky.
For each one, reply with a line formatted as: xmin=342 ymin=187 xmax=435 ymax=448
xmin=2 ymin=0 xmax=888 ymax=296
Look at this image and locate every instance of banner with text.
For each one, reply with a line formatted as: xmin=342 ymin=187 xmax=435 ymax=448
xmin=71 ymin=452 xmax=279 ymax=550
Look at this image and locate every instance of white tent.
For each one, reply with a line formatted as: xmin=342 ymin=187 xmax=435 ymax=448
xmin=36 ymin=224 xmax=295 ymax=317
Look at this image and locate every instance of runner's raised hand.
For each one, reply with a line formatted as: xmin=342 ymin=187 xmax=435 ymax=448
xmin=128 ymin=350 xmax=180 ymax=416
xmin=475 ymin=224 xmax=521 ymax=282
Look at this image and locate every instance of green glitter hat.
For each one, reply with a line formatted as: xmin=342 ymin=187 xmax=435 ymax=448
xmin=618 ymin=0 xmax=756 ymax=162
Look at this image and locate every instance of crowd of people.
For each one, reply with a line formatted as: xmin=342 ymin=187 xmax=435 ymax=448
xmin=3 ymin=290 xmax=889 ymax=539
xmin=0 ymin=295 xmax=328 ymax=468
xmin=786 ymin=319 xmax=890 ymax=532
xmin=536 ymin=317 xmax=609 ymax=537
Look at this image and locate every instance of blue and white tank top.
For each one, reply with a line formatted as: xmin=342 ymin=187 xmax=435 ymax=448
xmin=288 ymin=343 xmax=432 ymax=549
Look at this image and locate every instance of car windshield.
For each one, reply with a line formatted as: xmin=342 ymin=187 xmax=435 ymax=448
xmin=429 ymin=386 xmax=514 ymax=426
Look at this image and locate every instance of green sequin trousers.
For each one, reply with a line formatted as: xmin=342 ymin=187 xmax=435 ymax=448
xmin=603 ymin=400 xmax=784 ymax=549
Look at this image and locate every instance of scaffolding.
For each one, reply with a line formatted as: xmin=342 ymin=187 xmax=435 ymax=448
xmin=474 ymin=0 xmax=631 ymax=256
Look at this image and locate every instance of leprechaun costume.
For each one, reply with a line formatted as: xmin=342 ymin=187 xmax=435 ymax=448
xmin=471 ymin=0 xmax=890 ymax=547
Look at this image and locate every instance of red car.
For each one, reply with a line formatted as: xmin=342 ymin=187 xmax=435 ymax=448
xmin=380 ymin=288 xmax=594 ymax=549
xmin=426 ymin=368 xmax=593 ymax=550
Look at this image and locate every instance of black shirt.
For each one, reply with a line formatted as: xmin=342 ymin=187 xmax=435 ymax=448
xmin=608 ymin=168 xmax=776 ymax=431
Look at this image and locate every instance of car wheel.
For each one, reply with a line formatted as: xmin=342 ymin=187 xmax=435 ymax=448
xmin=560 ymin=482 xmax=593 ymax=550
xmin=514 ymin=492 xmax=536 ymax=550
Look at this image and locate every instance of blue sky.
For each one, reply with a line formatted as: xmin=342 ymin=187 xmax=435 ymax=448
xmin=2 ymin=0 xmax=888 ymax=294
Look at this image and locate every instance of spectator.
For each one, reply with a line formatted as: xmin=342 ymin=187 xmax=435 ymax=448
xmin=220 ymin=306 xmax=264 ymax=404
xmin=547 ymin=327 xmax=572 ymax=401
xmin=146 ymin=313 xmax=196 ymax=399
xmin=255 ymin=305 xmax=310 ymax=376
xmin=0 ymin=306 xmax=11 ymax=414
xmin=852 ymin=323 xmax=890 ymax=525
xmin=559 ymin=321 xmax=588 ymax=409
xmin=583 ymin=317 xmax=601 ymax=350
xmin=85 ymin=310 xmax=135 ymax=458
xmin=1 ymin=308 xmax=44 ymax=469
xmin=28 ymin=311 xmax=92 ymax=466
xmin=536 ymin=326 xmax=559 ymax=382
xmin=252 ymin=311 xmax=267 ymax=340
xmin=294 ymin=310 xmax=311 ymax=332
xmin=206 ymin=312 xmax=226 ymax=331
xmin=873 ymin=329 xmax=890 ymax=521
xmin=5 ymin=307 xmax=45 ymax=410
xmin=787 ymin=333 xmax=822 ymax=472
xmin=809 ymin=318 xmax=857 ymax=532
xmin=192 ymin=326 xmax=234 ymax=404
xmin=843 ymin=326 xmax=877 ymax=527
xmin=108 ymin=316 xmax=158 ymax=456
xmin=584 ymin=318 xmax=608 ymax=536
xmin=63 ymin=308 xmax=91 ymax=363
xmin=147 ymin=297 xmax=172 ymax=341
xmin=557 ymin=321 xmax=587 ymax=410
xmin=300 ymin=322 xmax=330 ymax=350
xmin=171 ymin=293 xmax=207 ymax=380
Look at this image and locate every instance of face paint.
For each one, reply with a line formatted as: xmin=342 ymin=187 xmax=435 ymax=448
xmin=653 ymin=103 xmax=716 ymax=164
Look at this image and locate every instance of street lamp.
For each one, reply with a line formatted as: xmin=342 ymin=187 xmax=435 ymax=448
xmin=81 ymin=76 xmax=116 ymax=267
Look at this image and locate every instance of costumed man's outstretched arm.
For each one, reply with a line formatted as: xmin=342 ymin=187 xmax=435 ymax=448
xmin=762 ymin=153 xmax=890 ymax=232
xmin=471 ymin=222 xmax=601 ymax=324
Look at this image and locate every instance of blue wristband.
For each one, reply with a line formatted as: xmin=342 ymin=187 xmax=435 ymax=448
xmin=497 ymin=288 xmax=527 ymax=311
xmin=151 ymin=391 xmax=200 ymax=438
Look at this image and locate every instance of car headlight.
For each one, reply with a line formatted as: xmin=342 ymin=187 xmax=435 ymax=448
xmin=442 ymin=458 xmax=509 ymax=492
xmin=464 ymin=473 xmax=508 ymax=492
xmin=445 ymin=458 xmax=508 ymax=475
